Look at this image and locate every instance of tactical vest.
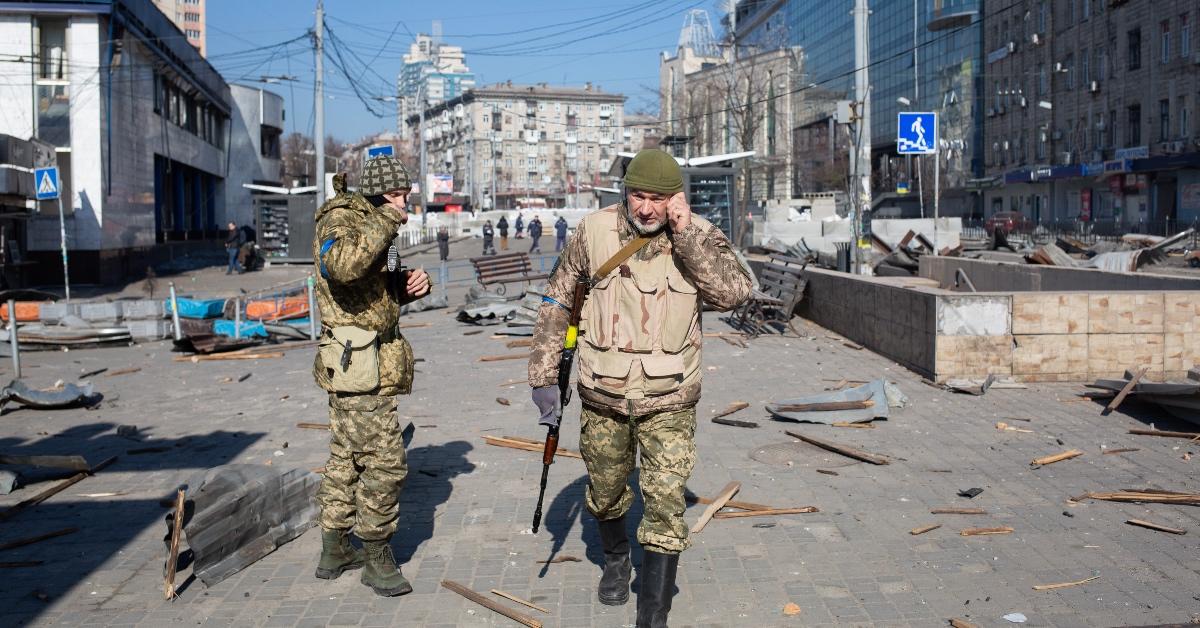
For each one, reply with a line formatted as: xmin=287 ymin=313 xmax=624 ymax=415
xmin=577 ymin=208 xmax=706 ymax=400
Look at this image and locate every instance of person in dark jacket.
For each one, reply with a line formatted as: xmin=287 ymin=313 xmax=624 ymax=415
xmin=528 ymin=216 xmax=543 ymax=254
xmin=554 ymin=214 xmax=569 ymax=252
xmin=482 ymin=220 xmax=496 ymax=255
xmin=437 ymin=226 xmax=450 ymax=261
xmin=514 ymin=213 xmax=525 ymax=239
xmin=224 ymin=221 xmax=244 ymax=274
xmin=497 ymin=216 xmax=509 ymax=251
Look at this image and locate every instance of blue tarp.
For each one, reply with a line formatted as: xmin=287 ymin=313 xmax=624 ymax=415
xmin=165 ymin=297 xmax=226 ymax=319
xmin=213 ymin=320 xmax=268 ymax=338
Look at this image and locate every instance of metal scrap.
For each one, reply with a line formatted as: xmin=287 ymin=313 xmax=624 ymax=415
xmin=766 ymin=379 xmax=906 ymax=424
xmin=0 ymin=380 xmax=96 ymax=412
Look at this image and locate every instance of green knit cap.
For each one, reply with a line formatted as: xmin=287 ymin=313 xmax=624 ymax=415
xmin=623 ymin=149 xmax=683 ymax=195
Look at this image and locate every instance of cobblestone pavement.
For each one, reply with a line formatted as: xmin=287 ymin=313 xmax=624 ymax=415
xmin=1 ymin=248 xmax=1199 ymax=627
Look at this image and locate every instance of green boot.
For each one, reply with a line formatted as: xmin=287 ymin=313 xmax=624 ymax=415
xmin=360 ymin=540 xmax=413 ymax=597
xmin=314 ymin=529 xmax=364 ymax=580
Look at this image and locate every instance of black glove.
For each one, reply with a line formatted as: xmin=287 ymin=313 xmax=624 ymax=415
xmin=532 ymin=386 xmax=561 ymax=428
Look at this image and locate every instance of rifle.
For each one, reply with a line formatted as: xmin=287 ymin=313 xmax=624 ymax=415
xmin=531 ymin=279 xmax=587 ymax=534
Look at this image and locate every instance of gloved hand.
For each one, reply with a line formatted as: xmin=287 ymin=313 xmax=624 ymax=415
xmin=532 ymin=386 xmax=561 ymax=428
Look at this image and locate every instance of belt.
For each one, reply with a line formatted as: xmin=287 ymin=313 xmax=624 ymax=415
xmin=322 ymin=324 xmax=401 ymax=344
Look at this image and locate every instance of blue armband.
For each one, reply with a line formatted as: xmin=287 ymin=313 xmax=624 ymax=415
xmin=542 ymin=295 xmax=569 ymax=311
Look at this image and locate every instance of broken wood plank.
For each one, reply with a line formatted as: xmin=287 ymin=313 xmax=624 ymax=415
xmin=0 ymin=526 xmax=78 ymax=552
xmin=686 ymin=494 xmax=774 ymax=512
xmin=463 ymin=329 xmax=485 ymax=336
xmin=505 ymin=339 xmax=533 ymax=349
xmin=930 ymin=507 xmax=987 ymax=515
xmin=175 ymin=352 xmax=284 ymax=362
xmin=1102 ymin=366 xmax=1147 ymax=415
xmin=909 ymin=524 xmax=941 ymax=535
xmin=164 ymin=489 xmax=185 ymax=600
xmin=1125 ymin=519 xmax=1186 ymax=535
xmin=478 ymin=353 xmax=530 ymax=362
xmin=78 ymin=367 xmax=108 ymax=379
xmin=711 ymin=507 xmax=818 ymax=519
xmin=831 ymin=421 xmax=874 ymax=429
xmin=842 ymin=341 xmax=864 ymax=350
xmin=441 ymin=579 xmax=542 ymax=628
xmin=535 ymin=555 xmax=581 ymax=564
xmin=497 ymin=378 xmax=529 ymax=388
xmin=398 ymin=322 xmax=431 ymax=329
xmin=1077 ymin=489 xmax=1200 ymax=506
xmin=0 ymin=454 xmax=89 ymax=471
xmin=828 ymin=378 xmax=849 ymax=391
xmin=1032 ymin=449 xmax=1083 ymax=467
xmin=712 ymin=417 xmax=759 ymax=428
xmin=960 ymin=526 xmax=1013 ymax=536
xmin=104 ymin=367 xmax=142 ymax=377
xmin=784 ymin=431 xmax=890 ymax=465
xmin=482 ymin=436 xmax=582 ymax=460
xmin=995 ymin=421 xmax=1034 ymax=433
xmin=712 ymin=401 xmax=750 ymax=419
xmin=1102 ymin=447 xmax=1141 ymax=455
xmin=1128 ymin=428 xmax=1200 ymax=440
xmin=949 ymin=618 xmax=981 ymax=628
xmin=816 ymin=469 xmax=839 ymax=476
xmin=774 ymin=399 xmax=874 ymax=413
xmin=495 ymin=397 xmax=511 ymax=406
xmin=490 ymin=589 xmax=550 ymax=614
xmin=690 ymin=481 xmax=740 ymax=534
xmin=296 ymin=422 xmax=330 ymax=430
xmin=0 ymin=456 xmax=117 ymax=522
xmin=1032 ymin=576 xmax=1099 ymax=591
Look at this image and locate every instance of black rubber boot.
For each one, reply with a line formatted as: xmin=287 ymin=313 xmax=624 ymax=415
xmin=596 ymin=515 xmax=632 ymax=605
xmin=360 ymin=540 xmax=413 ymax=597
xmin=314 ymin=529 xmax=364 ymax=580
xmin=636 ymin=550 xmax=679 ymax=628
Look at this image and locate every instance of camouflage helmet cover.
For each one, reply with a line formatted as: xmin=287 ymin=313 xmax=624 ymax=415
xmin=360 ymin=155 xmax=413 ymax=196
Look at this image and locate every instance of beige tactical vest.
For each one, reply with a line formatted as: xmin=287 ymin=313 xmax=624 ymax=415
xmin=577 ymin=208 xmax=706 ymax=400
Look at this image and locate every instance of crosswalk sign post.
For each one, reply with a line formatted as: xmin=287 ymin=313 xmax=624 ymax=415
xmin=897 ymin=112 xmax=939 ymax=220
xmin=34 ymin=166 xmax=71 ymax=301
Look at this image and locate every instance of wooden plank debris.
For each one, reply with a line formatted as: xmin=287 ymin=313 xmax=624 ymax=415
xmin=1102 ymin=366 xmax=1147 ymax=415
xmin=398 ymin=322 xmax=431 ymax=329
xmin=490 ymin=589 xmax=550 ymax=614
xmin=1032 ymin=449 xmax=1083 ymax=467
xmin=175 ymin=352 xmax=283 ymax=363
xmin=164 ymin=489 xmax=185 ymax=600
xmin=995 ymin=421 xmax=1034 ymax=434
xmin=686 ymin=494 xmax=774 ymax=512
xmin=1076 ymin=489 xmax=1200 ymax=506
xmin=104 ymin=367 xmax=142 ymax=377
xmin=1102 ymin=448 xmax=1141 ymax=455
xmin=712 ymin=401 xmax=750 ymax=419
xmin=712 ymin=417 xmax=759 ymax=428
xmin=1128 ymin=428 xmax=1200 ymax=440
xmin=784 ymin=431 xmax=890 ymax=465
xmin=831 ymin=421 xmax=874 ymax=429
xmin=949 ymin=618 xmax=981 ymax=628
xmin=690 ymin=481 xmax=740 ymax=534
xmin=1032 ymin=576 xmax=1099 ymax=591
xmin=496 ymin=397 xmax=511 ymax=406
xmin=0 ymin=456 xmax=117 ymax=522
xmin=774 ymin=399 xmax=873 ymax=413
xmin=482 ymin=435 xmax=582 ymax=459
xmin=960 ymin=526 xmax=1013 ymax=536
xmin=296 ymin=422 xmax=330 ymax=430
xmin=816 ymin=469 xmax=839 ymax=476
xmin=712 ymin=507 xmax=818 ymax=519
xmin=931 ymin=507 xmax=987 ymax=515
xmin=0 ymin=454 xmax=90 ymax=471
xmin=0 ymin=526 xmax=79 ymax=552
xmin=1125 ymin=519 xmax=1186 ymax=535
xmin=441 ymin=579 xmax=542 ymax=628
xmin=479 ymin=353 xmax=530 ymax=363
xmin=909 ymin=524 xmax=941 ymax=535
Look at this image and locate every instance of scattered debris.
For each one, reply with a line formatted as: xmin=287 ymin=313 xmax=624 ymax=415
xmin=958 ymin=488 xmax=984 ymax=499
xmin=237 ymin=373 xmax=252 ymax=383
xmin=463 ymin=330 xmax=485 ymax=336
xmin=816 ymin=469 xmax=839 ymax=476
xmin=685 ymin=494 xmax=773 ymax=512
xmin=535 ymin=555 xmax=581 ymax=564
xmin=1125 ymin=518 xmax=1186 ymax=535
xmin=712 ymin=417 xmax=759 ymax=428
xmin=497 ymin=379 xmax=529 ymax=388
xmin=996 ymin=421 xmax=1034 ymax=433
xmin=496 ymin=397 xmax=511 ymax=406
xmin=164 ymin=489 xmax=185 ymax=600
xmin=1102 ymin=447 xmax=1140 ymax=455
xmin=0 ymin=526 xmax=78 ymax=552
xmin=1075 ymin=489 xmax=1200 ymax=506
xmin=961 ymin=526 xmax=1013 ymax=536
xmin=949 ymin=618 xmax=980 ymax=628
xmin=1128 ymin=428 xmax=1200 ymax=440
xmin=1002 ymin=612 xmax=1027 ymax=623
xmin=753 ymin=523 xmax=776 ymax=529
xmin=712 ymin=401 xmax=750 ymax=419
xmin=782 ymin=602 xmax=802 ymax=616
xmin=78 ymin=367 xmax=107 ymax=379
xmin=176 ymin=352 xmax=283 ymax=362
xmin=1103 ymin=367 xmax=1148 ymax=416
xmin=776 ymin=400 xmax=874 ymax=412
xmin=0 ymin=470 xmax=17 ymax=495
xmin=0 ymin=454 xmax=89 ymax=471
xmin=931 ymin=507 xmax=987 ymax=515
xmin=910 ymin=524 xmax=941 ymax=535
xmin=483 ymin=435 xmax=582 ymax=459
xmin=712 ymin=507 xmax=818 ymax=519
xmin=490 ymin=589 xmax=549 ymax=614
xmin=442 ymin=580 xmax=543 ymax=627
xmin=478 ymin=353 xmax=530 ymax=363
xmin=296 ymin=423 xmax=330 ymax=430
xmin=0 ymin=380 xmax=96 ymax=413
xmin=831 ymin=421 xmax=874 ymax=429
xmin=784 ymin=431 xmax=890 ymax=465
xmin=0 ymin=456 xmax=117 ymax=522
xmin=690 ymin=481 xmax=740 ymax=534
xmin=1031 ymin=449 xmax=1083 ymax=467
xmin=505 ymin=339 xmax=533 ymax=349
xmin=1032 ymin=576 xmax=1099 ymax=591
xmin=842 ymin=341 xmax=863 ymax=350
xmin=768 ymin=379 xmax=906 ymax=424
xmin=944 ymin=374 xmax=998 ymax=396
xmin=398 ymin=322 xmax=431 ymax=329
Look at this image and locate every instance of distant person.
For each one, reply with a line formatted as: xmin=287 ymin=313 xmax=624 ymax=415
xmin=515 ymin=212 xmax=525 ymax=239
xmin=437 ymin=225 xmax=450 ymax=261
xmin=554 ymin=214 xmax=568 ymax=252
xmin=482 ymin=220 xmax=496 ymax=256
xmin=528 ymin=216 xmax=543 ymax=254
xmin=224 ymin=221 xmax=243 ymax=275
xmin=497 ymin=215 xmax=510 ymax=250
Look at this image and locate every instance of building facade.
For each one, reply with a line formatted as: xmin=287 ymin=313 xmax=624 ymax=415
xmin=151 ymin=0 xmax=204 ymax=57
xmin=984 ymin=0 xmax=1200 ymax=230
xmin=226 ymin=84 xmax=284 ymax=227
xmin=0 ymin=0 xmax=232 ymax=283
xmin=397 ymin=33 xmax=475 ymax=140
xmin=405 ymin=83 xmax=628 ymax=211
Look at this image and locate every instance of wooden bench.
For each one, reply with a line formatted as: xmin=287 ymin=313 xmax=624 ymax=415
xmin=731 ymin=254 xmax=808 ymax=338
xmin=469 ymin=252 xmax=550 ymax=295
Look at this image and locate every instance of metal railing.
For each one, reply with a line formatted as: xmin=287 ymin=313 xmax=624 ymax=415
xmin=960 ymin=218 xmax=1200 ymax=249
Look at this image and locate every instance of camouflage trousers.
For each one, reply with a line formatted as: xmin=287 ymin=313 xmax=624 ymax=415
xmin=579 ymin=403 xmax=697 ymax=554
xmin=316 ymin=393 xmax=408 ymax=541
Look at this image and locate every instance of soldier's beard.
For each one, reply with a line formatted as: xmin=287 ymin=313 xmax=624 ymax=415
xmin=623 ymin=202 xmax=665 ymax=236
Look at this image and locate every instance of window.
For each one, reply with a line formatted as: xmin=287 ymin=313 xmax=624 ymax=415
xmin=1108 ymin=109 xmax=1116 ymax=148
xmin=1099 ymin=47 xmax=1110 ymax=79
xmin=1082 ymin=0 xmax=1090 ymax=19
xmin=1162 ymin=20 xmax=1171 ymax=63
xmin=184 ymin=12 xmax=200 ymax=22
xmin=1160 ymin=99 xmax=1170 ymax=141
xmin=1128 ymin=28 xmax=1142 ymax=70
xmin=1037 ymin=64 xmax=1048 ymax=95
xmin=261 ymin=125 xmax=281 ymax=159
xmin=1037 ymin=1 xmax=1047 ymax=34
xmin=1181 ymin=100 xmax=1190 ymax=138
xmin=1069 ymin=0 xmax=1076 ymax=23
xmin=1094 ymin=113 xmax=1104 ymax=150
xmin=1183 ymin=14 xmax=1192 ymax=58
xmin=34 ymin=18 xmax=69 ymax=147
xmin=1082 ymin=48 xmax=1090 ymax=84
xmin=1065 ymin=54 xmax=1075 ymax=89
xmin=186 ymin=29 xmax=201 ymax=39
xmin=1127 ymin=104 xmax=1141 ymax=146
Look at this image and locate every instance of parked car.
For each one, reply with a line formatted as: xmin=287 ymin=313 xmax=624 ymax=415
xmin=984 ymin=211 xmax=1036 ymax=235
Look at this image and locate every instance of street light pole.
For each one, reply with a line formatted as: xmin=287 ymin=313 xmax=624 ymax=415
xmin=418 ymin=82 xmax=428 ymax=224
xmin=314 ymin=0 xmax=325 ymax=205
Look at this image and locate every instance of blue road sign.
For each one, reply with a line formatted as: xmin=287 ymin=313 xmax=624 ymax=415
xmin=366 ymin=144 xmax=394 ymax=160
xmin=896 ymin=181 xmax=910 ymax=194
xmin=34 ymin=166 xmax=59 ymax=200
xmin=897 ymin=112 xmax=937 ymax=155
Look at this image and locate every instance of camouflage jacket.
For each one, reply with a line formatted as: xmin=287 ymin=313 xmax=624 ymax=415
xmin=311 ymin=173 xmax=415 ymax=396
xmin=528 ymin=203 xmax=752 ymax=416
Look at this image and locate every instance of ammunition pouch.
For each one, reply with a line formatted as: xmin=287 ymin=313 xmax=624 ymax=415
xmin=319 ymin=325 xmax=381 ymax=393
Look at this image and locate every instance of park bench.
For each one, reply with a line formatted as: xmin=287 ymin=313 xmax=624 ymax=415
xmin=469 ymin=252 xmax=550 ymax=295
xmin=731 ymin=253 xmax=808 ymax=338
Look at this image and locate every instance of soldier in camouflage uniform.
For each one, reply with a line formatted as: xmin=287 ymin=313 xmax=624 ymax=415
xmin=528 ymin=149 xmax=752 ymax=627
xmin=311 ymin=155 xmax=432 ymax=597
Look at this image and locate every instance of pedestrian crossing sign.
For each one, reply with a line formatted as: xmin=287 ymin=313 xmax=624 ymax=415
xmin=897 ymin=112 xmax=937 ymax=155
xmin=34 ymin=166 xmax=59 ymax=200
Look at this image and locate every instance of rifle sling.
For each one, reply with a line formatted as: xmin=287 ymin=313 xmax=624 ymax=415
xmin=591 ymin=235 xmax=653 ymax=285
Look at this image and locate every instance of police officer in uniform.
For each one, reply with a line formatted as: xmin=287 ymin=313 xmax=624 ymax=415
xmin=528 ymin=149 xmax=752 ymax=626
xmin=311 ymin=156 xmax=432 ymax=597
